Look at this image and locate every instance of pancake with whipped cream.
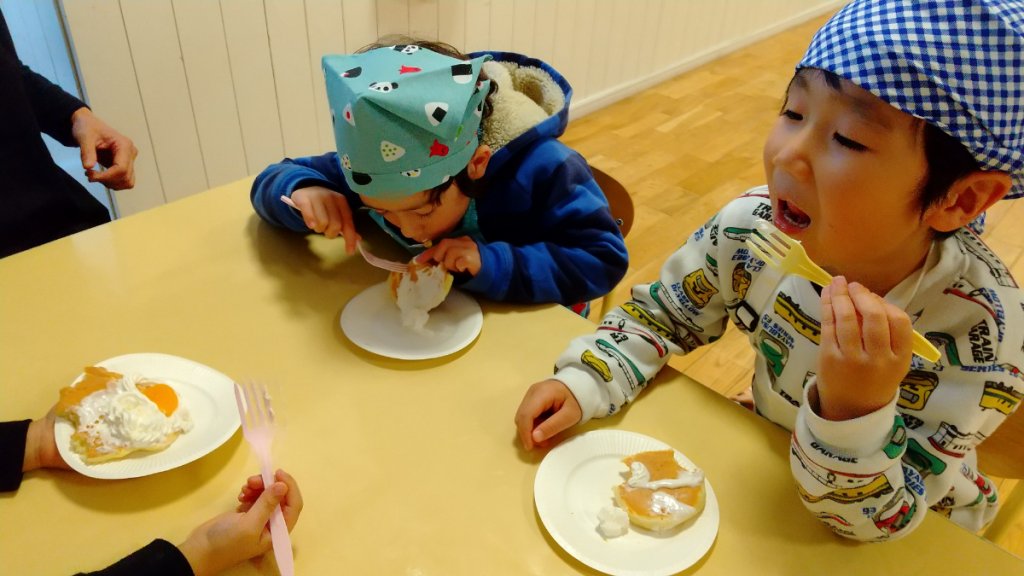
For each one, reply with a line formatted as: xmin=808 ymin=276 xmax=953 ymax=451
xmin=56 ymin=366 xmax=193 ymax=464
xmin=613 ymin=450 xmax=706 ymax=532
xmin=388 ymin=261 xmax=453 ymax=332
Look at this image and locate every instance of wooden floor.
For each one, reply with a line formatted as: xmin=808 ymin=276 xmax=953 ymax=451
xmin=562 ymin=13 xmax=1024 ymax=558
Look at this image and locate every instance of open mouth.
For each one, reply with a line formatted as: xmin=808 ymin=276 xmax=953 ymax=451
xmin=775 ymin=199 xmax=811 ymax=232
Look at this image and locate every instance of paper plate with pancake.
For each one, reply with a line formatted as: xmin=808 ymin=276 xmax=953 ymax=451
xmin=340 ymin=280 xmax=482 ymax=360
xmin=54 ymin=353 xmax=239 ymax=479
xmin=534 ymin=429 xmax=719 ymax=576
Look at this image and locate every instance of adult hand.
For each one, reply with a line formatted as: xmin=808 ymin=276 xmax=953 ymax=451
xmin=290 ymin=186 xmax=360 ymax=253
xmin=70 ymin=107 xmax=138 ymax=190
xmin=416 ymin=236 xmax=481 ymax=276
xmin=23 ymin=407 xmax=71 ymax=473
xmin=514 ymin=379 xmax=582 ymax=450
xmin=816 ymin=276 xmax=913 ymax=421
xmin=178 ymin=469 xmax=303 ymax=576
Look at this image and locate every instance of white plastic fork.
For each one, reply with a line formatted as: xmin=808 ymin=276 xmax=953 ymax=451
xmin=279 ymin=195 xmax=409 ymax=273
xmin=233 ymin=381 xmax=294 ymax=576
xmin=746 ymin=219 xmax=941 ymax=363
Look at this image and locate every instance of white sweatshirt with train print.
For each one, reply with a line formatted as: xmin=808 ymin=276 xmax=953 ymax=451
xmin=556 ymin=187 xmax=1024 ymax=541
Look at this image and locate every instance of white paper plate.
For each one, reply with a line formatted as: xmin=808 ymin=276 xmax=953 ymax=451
xmin=55 ymin=353 xmax=240 ymax=479
xmin=340 ymin=282 xmax=482 ymax=360
xmin=534 ymin=430 xmax=719 ymax=576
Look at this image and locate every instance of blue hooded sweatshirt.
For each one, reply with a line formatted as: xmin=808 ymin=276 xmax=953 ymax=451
xmin=250 ymin=51 xmax=628 ymax=305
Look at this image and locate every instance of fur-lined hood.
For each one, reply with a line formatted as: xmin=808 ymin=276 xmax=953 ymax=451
xmin=470 ymin=51 xmax=573 ymax=177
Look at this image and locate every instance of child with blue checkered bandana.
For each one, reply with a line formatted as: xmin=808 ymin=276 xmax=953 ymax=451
xmin=515 ymin=0 xmax=1024 ymax=541
xmin=251 ymin=40 xmax=627 ymax=312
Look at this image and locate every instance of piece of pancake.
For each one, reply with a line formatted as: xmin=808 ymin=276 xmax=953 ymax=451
xmin=56 ymin=366 xmax=192 ymax=464
xmin=613 ymin=450 xmax=706 ymax=532
xmin=388 ymin=262 xmax=454 ymax=331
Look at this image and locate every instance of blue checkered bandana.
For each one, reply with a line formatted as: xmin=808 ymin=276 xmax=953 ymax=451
xmin=799 ymin=0 xmax=1024 ymax=199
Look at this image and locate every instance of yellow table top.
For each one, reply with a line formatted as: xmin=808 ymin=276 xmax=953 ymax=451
xmin=2 ymin=178 xmax=1021 ymax=575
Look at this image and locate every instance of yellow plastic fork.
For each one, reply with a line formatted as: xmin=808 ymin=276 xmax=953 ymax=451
xmin=746 ymin=219 xmax=941 ymax=363
xmin=233 ymin=380 xmax=294 ymax=576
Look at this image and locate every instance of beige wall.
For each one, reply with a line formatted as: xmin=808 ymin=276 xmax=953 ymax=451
xmin=61 ymin=0 xmax=843 ymax=216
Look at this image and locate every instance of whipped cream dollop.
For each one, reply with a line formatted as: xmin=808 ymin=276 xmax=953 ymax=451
xmin=72 ymin=374 xmax=193 ymax=453
xmin=626 ymin=461 xmax=705 ymax=490
xmin=597 ymin=505 xmax=630 ymax=539
xmin=625 ymin=461 xmax=704 ymax=522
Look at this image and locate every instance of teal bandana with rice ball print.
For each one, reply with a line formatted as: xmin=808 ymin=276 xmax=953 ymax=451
xmin=323 ymin=45 xmax=492 ymax=199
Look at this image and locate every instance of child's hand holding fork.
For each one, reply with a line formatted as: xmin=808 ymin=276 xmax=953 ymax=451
xmin=815 ymin=276 xmax=914 ymax=421
xmin=178 ymin=469 xmax=303 ymax=576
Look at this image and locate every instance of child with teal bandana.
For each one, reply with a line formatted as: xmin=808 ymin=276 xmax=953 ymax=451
xmin=515 ymin=0 xmax=1024 ymax=542
xmin=251 ymin=41 xmax=627 ymax=309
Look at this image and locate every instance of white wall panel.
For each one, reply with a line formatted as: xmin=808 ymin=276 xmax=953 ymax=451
xmin=530 ymin=0 xmax=556 ymax=64
xmin=120 ymin=0 xmax=208 ymax=201
xmin=376 ymin=0 xmax=408 ymax=35
xmin=306 ymin=0 xmax=349 ymax=153
xmin=220 ymin=0 xmax=285 ymax=176
xmin=571 ymin=0 xmax=595 ymax=97
xmin=62 ymin=0 xmax=844 ymax=215
xmin=173 ymin=0 xmax=248 ymax=189
xmin=409 ymin=0 xmax=439 ymax=40
xmin=62 ymin=0 xmax=164 ymax=215
xmin=341 ymin=0 xmax=377 ymax=51
xmin=463 ymin=0 xmax=490 ymax=51
xmin=584 ymin=0 xmax=611 ymax=95
xmin=265 ymin=0 xmax=320 ymax=159
xmin=488 ymin=0 xmax=514 ymax=52
xmin=510 ymin=0 xmax=535 ymax=55
xmin=436 ymin=0 xmax=465 ymax=50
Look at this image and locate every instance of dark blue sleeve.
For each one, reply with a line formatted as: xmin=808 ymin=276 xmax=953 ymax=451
xmin=465 ymin=142 xmax=628 ymax=304
xmin=249 ymin=152 xmax=360 ymax=233
xmin=75 ymin=539 xmax=194 ymax=576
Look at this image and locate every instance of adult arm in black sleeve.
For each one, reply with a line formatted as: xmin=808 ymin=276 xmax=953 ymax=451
xmin=0 ymin=12 xmax=86 ymax=146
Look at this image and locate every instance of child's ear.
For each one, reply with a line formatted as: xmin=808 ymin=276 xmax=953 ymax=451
xmin=466 ymin=145 xmax=492 ymax=180
xmin=923 ymin=170 xmax=1012 ymax=233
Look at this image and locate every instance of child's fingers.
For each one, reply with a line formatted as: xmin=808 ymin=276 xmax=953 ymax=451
xmin=414 ymin=244 xmax=438 ymax=264
xmin=514 ymin=384 xmax=559 ymax=449
xmin=243 ymin=481 xmax=287 ymax=549
xmin=441 ymin=247 xmax=468 ymax=272
xmin=321 ymin=196 xmax=344 ymax=238
xmin=531 ymin=407 xmax=576 ymax=445
xmin=309 ymin=199 xmax=329 ymax=233
xmin=885 ymin=302 xmax=914 ymax=359
xmin=333 ymin=196 xmax=359 ymax=254
xmin=819 ymin=282 xmax=837 ymax=350
xmin=428 ymin=242 xmax=449 ymax=264
xmin=425 ymin=241 xmax=459 ymax=270
xmin=828 ymin=277 xmax=862 ymax=353
xmin=275 ymin=469 xmax=304 ymax=529
xmin=291 ymin=195 xmax=320 ymax=231
xmin=237 ymin=473 xmax=266 ymax=506
xmin=848 ymin=283 xmax=891 ymax=355
xmin=514 ymin=398 xmax=549 ymax=450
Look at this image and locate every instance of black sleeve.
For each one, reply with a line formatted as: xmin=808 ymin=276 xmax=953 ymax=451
xmin=0 ymin=10 xmax=86 ymax=146
xmin=0 ymin=419 xmax=30 ymax=492
xmin=75 ymin=539 xmax=195 ymax=576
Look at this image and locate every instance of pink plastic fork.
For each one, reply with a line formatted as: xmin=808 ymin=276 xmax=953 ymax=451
xmin=233 ymin=381 xmax=294 ymax=576
xmin=357 ymin=242 xmax=409 ymax=273
xmin=279 ymin=195 xmax=409 ymax=273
